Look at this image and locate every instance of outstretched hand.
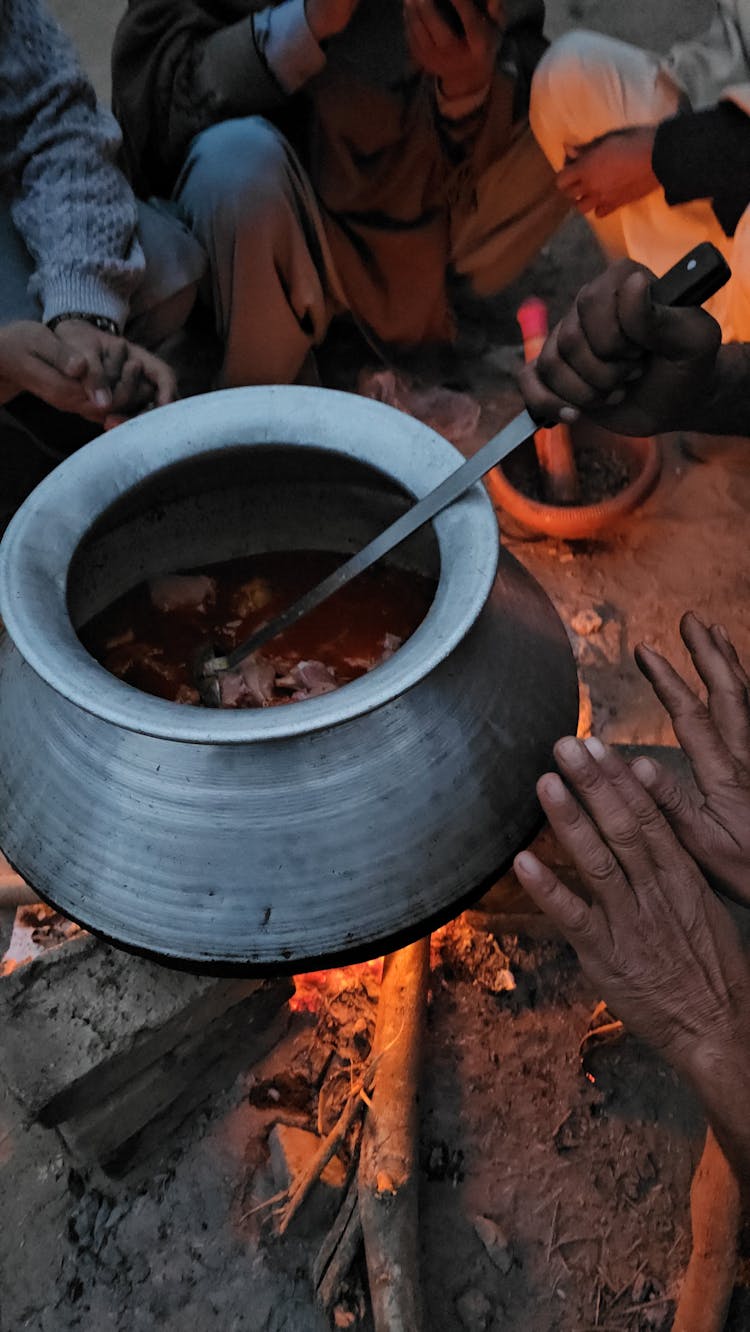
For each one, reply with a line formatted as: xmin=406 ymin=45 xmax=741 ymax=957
xmin=556 ymin=127 xmax=659 ymax=219
xmin=518 ymin=260 xmax=722 ymax=435
xmin=633 ymin=613 xmax=750 ymax=908
xmin=513 ymin=735 xmax=750 ymax=1075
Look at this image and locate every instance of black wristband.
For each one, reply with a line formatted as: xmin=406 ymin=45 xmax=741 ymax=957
xmin=47 ymin=313 xmax=120 ymax=335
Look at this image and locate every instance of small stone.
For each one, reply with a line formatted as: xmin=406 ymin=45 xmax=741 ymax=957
xmin=456 ymin=1287 xmax=493 ymax=1330
xmin=570 ymin=608 xmax=603 ymax=637
xmin=473 ymin=1215 xmax=513 ymax=1273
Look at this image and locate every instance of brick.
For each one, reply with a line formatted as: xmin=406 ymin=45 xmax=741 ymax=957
xmin=0 ymin=930 xmax=292 ymax=1123
xmin=59 ymin=977 xmax=291 ymax=1172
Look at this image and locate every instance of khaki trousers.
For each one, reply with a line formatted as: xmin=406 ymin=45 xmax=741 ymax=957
xmin=174 ymin=114 xmax=566 ymax=386
xmin=529 ymin=30 xmax=750 ymax=342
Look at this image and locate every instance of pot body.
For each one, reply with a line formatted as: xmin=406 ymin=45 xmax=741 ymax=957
xmin=0 ymin=387 xmax=577 ymax=972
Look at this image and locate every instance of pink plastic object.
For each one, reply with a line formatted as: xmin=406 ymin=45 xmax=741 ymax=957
xmin=516 ymin=297 xmax=549 ymax=356
xmin=516 ymin=297 xmax=579 ymax=504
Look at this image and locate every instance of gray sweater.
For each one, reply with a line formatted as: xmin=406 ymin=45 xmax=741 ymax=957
xmin=1 ymin=0 xmax=145 ymax=329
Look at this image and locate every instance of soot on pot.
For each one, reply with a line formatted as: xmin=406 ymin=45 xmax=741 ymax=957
xmin=79 ymin=551 xmax=435 ymax=707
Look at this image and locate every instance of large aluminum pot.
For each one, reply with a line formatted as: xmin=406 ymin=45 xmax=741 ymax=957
xmin=0 ymin=387 xmax=577 ymax=973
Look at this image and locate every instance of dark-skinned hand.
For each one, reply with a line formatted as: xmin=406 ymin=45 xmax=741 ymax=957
xmin=404 ymin=0 xmax=503 ymax=101
xmin=518 ymin=259 xmax=722 ymax=434
xmin=633 ymin=613 xmax=750 ymax=908
xmin=513 ymin=735 xmax=750 ymax=1077
xmin=556 ymin=127 xmax=659 ymax=218
xmin=53 ymin=319 xmax=176 ymax=422
xmin=0 ymin=321 xmax=94 ymax=417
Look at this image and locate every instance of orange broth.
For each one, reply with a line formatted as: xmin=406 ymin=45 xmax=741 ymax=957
xmin=80 ymin=551 xmax=436 ymax=705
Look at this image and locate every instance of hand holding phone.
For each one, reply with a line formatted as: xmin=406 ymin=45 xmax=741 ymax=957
xmin=404 ymin=0 xmax=503 ymax=99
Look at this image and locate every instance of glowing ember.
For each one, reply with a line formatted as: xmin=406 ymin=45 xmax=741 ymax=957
xmin=291 ymin=958 xmax=384 ymax=1013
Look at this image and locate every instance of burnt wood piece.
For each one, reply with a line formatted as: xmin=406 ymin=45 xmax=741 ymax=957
xmin=359 ymin=937 xmax=430 ymax=1332
xmin=673 ymin=1127 xmax=741 ymax=1332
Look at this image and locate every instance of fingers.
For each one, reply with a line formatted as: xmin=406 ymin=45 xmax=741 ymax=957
xmin=513 ymin=849 xmax=593 ymax=941
xmin=52 ymin=321 xmax=116 ymax=412
xmin=33 ymin=328 xmax=89 ymax=381
xmin=581 ymin=738 xmax=701 ymax=883
xmin=535 ymin=766 xmax=632 ymax=913
xmin=450 ymin=0 xmax=495 ymax=46
xmin=521 ymin=322 xmax=624 ymax=422
xmin=128 ymin=346 xmax=178 ymax=410
xmin=410 ymin=0 xmax=456 ymax=46
xmin=22 ymin=356 xmax=93 ymax=415
xmin=629 ymin=753 xmax=704 ymax=859
xmin=575 ymin=265 xmax=653 ymax=360
xmin=108 ymin=346 xmax=177 ymax=418
xmin=101 ymin=337 xmax=129 ymax=388
xmin=710 ymin=623 xmax=750 ymax=689
xmin=518 ymin=358 xmax=580 ymax=426
xmin=553 ymin=736 xmax=657 ymax=888
xmin=108 ymin=358 xmax=148 ymax=417
xmin=616 ymin=273 xmax=722 ymax=364
xmin=680 ymin=612 xmax=750 ymax=771
xmin=79 ymin=351 xmax=114 ymax=413
xmin=554 ymin=307 xmax=635 ymax=394
xmin=635 ymin=641 xmax=739 ymax=798
xmin=532 ymin=324 xmax=606 ymax=411
xmin=518 ymin=267 xmax=647 ymax=424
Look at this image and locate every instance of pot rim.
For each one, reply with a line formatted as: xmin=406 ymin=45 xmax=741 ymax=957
xmin=0 ymin=386 xmax=499 ymax=743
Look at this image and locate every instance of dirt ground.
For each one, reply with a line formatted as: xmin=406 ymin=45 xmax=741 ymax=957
xmin=3 ymin=0 xmax=750 ymax=1330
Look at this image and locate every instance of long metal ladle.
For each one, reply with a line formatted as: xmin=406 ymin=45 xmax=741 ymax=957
xmin=197 ymin=242 xmax=730 ymax=705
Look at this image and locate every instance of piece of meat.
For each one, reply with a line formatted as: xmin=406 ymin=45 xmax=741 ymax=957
xmin=174 ymin=683 xmax=201 ymax=705
xmin=149 ymin=574 xmax=217 ymax=613
xmin=276 ymin=659 xmax=339 ymax=700
xmin=104 ymin=627 xmax=135 ymax=650
xmin=104 ymin=640 xmax=163 ymax=679
xmin=218 ymin=654 xmax=277 ymax=708
xmin=379 ymin=632 xmax=402 ymax=661
xmin=232 ymin=578 xmax=272 ymax=618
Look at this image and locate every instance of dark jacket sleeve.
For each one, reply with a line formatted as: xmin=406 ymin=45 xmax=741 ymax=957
xmin=111 ymin=0 xmax=291 ymax=196
xmin=652 ymin=101 xmax=750 ymax=237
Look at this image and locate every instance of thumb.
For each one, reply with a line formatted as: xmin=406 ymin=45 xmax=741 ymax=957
xmin=616 ymin=270 xmax=722 ymax=363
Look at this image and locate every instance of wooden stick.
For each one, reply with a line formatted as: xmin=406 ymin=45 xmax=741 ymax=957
xmin=313 ymin=1173 xmax=363 ymax=1310
xmin=358 ymin=937 xmax=430 ymax=1332
xmin=276 ymin=1057 xmax=378 ymax=1236
xmin=673 ymin=1127 xmax=741 ymax=1332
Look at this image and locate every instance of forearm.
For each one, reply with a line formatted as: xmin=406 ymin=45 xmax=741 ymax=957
xmin=198 ymin=14 xmax=302 ymax=118
xmin=680 ymin=1038 xmax=750 ymax=1199
xmin=690 ymin=343 xmax=750 ymax=436
xmin=1 ymin=0 xmax=144 ymax=327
